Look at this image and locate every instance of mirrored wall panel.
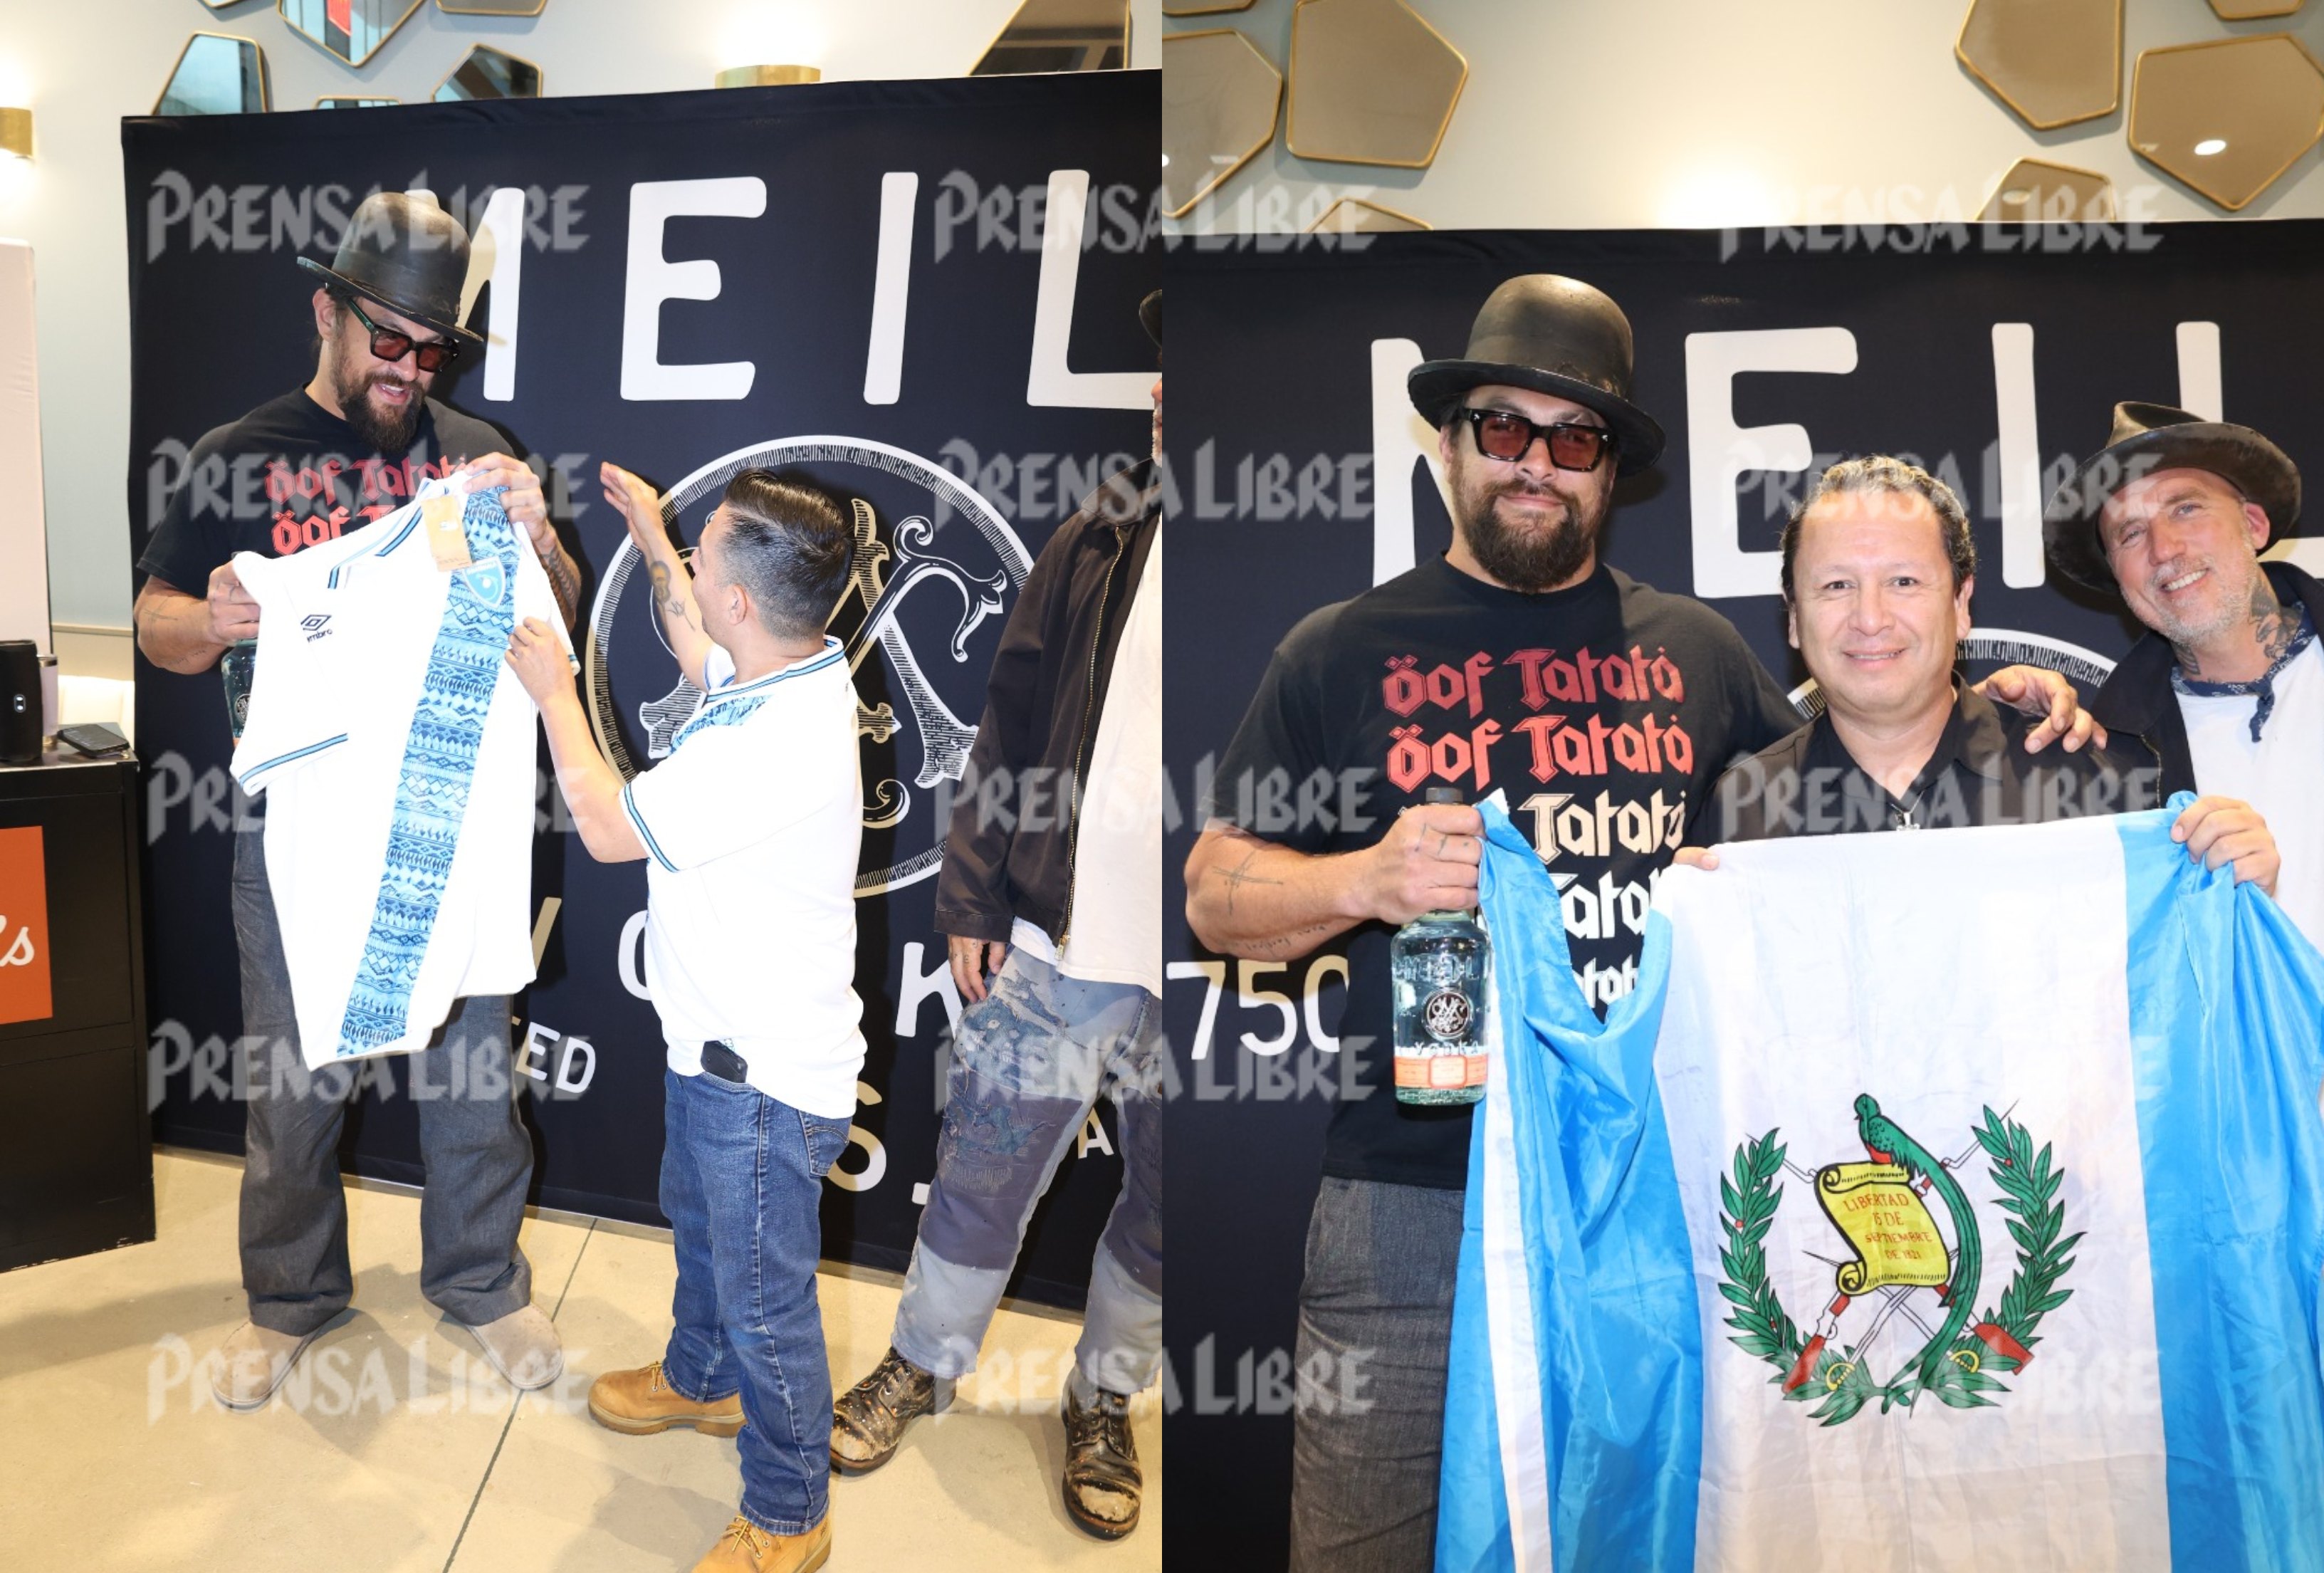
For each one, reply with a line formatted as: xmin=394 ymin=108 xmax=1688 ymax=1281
xmin=156 ymin=33 xmax=271 ymax=116
xmin=973 ymin=0 xmax=1132 ymax=75
xmin=435 ymin=45 xmax=545 ymax=101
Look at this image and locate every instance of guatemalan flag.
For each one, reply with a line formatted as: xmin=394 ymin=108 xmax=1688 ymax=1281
xmin=1438 ymin=794 xmax=2324 ymax=1572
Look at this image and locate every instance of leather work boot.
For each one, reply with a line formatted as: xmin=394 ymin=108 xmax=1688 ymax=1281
xmin=691 ymin=1513 xmax=831 ymax=1573
xmin=1061 ymin=1382 xmax=1142 ymax=1540
xmin=829 ymin=1345 xmax=952 ymax=1472
xmin=589 ymin=1360 xmax=745 ymax=1438
xmin=209 ymin=1320 xmax=325 ymax=1411
xmin=459 ymin=1303 xmax=565 ymax=1391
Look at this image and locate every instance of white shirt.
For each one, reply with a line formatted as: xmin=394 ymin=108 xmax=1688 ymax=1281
xmin=1011 ymin=531 xmax=1163 ymax=996
xmin=622 ymin=638 xmax=867 ymax=1119
xmin=230 ymin=475 xmax=565 ymax=1067
xmin=2177 ymin=637 xmax=2324 ymax=950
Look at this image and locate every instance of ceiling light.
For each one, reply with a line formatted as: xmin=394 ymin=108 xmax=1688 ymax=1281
xmin=714 ymin=64 xmax=821 ymax=87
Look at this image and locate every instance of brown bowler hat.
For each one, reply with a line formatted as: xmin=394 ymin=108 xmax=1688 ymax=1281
xmin=2043 ymin=402 xmax=2300 ymax=594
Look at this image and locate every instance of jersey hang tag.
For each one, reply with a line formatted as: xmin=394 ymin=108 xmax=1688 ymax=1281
xmin=422 ymin=493 xmax=472 ymax=571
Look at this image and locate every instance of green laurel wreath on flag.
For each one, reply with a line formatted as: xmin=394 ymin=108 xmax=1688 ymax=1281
xmin=1718 ymin=1109 xmax=2080 ymax=1426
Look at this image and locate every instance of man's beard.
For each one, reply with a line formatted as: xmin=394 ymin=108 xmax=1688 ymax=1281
xmin=335 ymin=363 xmax=422 ymax=456
xmin=1457 ymin=480 xmax=1604 ymax=592
xmin=2139 ymin=549 xmax=2262 ymax=652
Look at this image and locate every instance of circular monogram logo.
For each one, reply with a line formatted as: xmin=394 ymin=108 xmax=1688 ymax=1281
xmin=1422 ymin=988 xmax=1473 ymax=1043
xmin=585 ymin=437 xmax=1032 ymax=895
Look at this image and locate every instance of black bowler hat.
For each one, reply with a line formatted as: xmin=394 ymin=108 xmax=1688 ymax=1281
xmin=1408 ymin=273 xmax=1665 ymax=475
xmin=296 ymin=191 xmax=483 ymax=347
xmin=2042 ymin=401 xmax=2301 ymax=594
xmin=1140 ymin=289 xmax=1161 ymax=346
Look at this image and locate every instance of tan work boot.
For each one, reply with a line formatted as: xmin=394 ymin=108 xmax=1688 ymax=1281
xmin=589 ymin=1360 xmax=745 ymax=1437
xmin=459 ymin=1303 xmax=565 ymax=1391
xmin=829 ymin=1345 xmax=952 ymax=1472
xmin=209 ymin=1319 xmax=324 ymax=1411
xmin=692 ymin=1513 xmax=831 ymax=1572
xmin=1061 ymin=1381 xmax=1142 ymax=1539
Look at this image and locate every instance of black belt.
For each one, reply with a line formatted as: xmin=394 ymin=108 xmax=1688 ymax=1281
xmin=701 ymin=1040 xmax=750 ymax=1082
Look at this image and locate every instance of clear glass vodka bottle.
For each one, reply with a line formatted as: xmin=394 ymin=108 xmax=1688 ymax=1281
xmin=1391 ymin=787 xmax=1487 ymax=1105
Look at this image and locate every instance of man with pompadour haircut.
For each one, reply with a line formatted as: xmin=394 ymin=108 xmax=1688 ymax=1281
xmin=507 ymin=461 xmax=864 ymax=1573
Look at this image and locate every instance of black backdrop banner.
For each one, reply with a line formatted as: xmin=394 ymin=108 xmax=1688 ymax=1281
xmin=1161 ymin=221 xmax=2324 ymax=1562
xmin=127 ymin=71 xmax=1158 ymax=1307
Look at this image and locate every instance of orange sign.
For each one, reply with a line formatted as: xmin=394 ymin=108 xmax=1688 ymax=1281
xmin=0 ymin=825 xmax=51 ymax=1025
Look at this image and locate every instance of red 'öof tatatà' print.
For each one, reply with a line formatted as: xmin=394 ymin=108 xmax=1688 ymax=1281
xmin=1378 ymin=647 xmax=1696 ymax=794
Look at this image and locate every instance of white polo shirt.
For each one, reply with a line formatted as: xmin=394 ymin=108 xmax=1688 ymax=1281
xmin=620 ymin=637 xmax=866 ymax=1119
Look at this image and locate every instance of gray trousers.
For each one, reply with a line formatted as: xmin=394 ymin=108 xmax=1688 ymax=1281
xmin=1288 ymin=1175 xmax=1465 ymax=1573
xmin=233 ymin=822 xmax=535 ymax=1337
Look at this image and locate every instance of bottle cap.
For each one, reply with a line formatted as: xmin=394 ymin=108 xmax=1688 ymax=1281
xmin=1424 ymin=785 xmax=1462 ymax=805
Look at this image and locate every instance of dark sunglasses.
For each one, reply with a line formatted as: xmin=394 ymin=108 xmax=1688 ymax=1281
xmin=342 ymin=295 xmax=461 ymax=372
xmin=1454 ymin=407 xmax=1615 ymax=471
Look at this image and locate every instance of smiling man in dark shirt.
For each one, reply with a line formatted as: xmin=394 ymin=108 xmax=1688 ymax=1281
xmin=1687 ymin=456 xmax=2278 ymax=891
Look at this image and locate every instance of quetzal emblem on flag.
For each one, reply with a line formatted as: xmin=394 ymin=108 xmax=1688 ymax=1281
xmin=1720 ymin=1094 xmax=2080 ymax=1425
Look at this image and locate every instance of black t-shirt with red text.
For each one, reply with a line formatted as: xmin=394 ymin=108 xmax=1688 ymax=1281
xmin=1207 ymin=555 xmax=1801 ymax=1190
xmin=136 ymin=387 xmax=511 ymax=595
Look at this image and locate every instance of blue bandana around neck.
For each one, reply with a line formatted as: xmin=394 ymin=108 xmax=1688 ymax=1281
xmin=2172 ymin=601 xmax=2315 ymax=742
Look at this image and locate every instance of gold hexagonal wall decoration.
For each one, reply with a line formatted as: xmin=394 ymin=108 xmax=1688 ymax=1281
xmin=438 ymin=0 xmax=548 ymax=15
xmin=1164 ymin=0 xmax=1255 ymax=13
xmin=277 ymin=0 xmax=424 ymax=70
xmin=2130 ymin=33 xmax=2324 ymax=211
xmin=1957 ymin=0 xmax=2120 ymax=131
xmin=2210 ymin=0 xmax=2302 ymax=17
xmin=156 ymin=33 xmax=271 ymax=116
xmin=1286 ymin=0 xmax=1466 ymax=167
xmin=1307 ymin=197 xmax=1430 ymax=234
xmin=1162 ymin=28 xmax=1282 ymax=219
xmin=1977 ymin=157 xmax=2118 ymax=221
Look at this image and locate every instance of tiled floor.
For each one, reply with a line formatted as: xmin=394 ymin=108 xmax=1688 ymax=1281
xmin=0 ymin=1150 xmax=1159 ymax=1572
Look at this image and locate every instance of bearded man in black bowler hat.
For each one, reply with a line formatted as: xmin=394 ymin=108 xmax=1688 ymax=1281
xmin=135 ymin=189 xmax=583 ymax=1410
xmin=1184 ymin=274 xmax=2101 ymax=1570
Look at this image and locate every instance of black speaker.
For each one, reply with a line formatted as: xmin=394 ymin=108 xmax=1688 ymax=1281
xmin=0 ymin=641 xmax=41 ymax=765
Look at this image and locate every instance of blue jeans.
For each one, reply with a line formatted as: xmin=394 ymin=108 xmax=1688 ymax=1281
xmin=656 ymin=1066 xmax=854 ymax=1537
xmin=891 ymin=949 xmax=1163 ymax=1394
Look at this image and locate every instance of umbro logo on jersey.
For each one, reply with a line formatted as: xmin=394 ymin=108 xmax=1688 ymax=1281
xmin=301 ymin=613 xmax=333 ymax=642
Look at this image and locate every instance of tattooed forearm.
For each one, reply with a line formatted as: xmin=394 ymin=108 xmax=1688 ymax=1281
xmin=647 ymin=559 xmax=698 ymax=632
xmin=1240 ymin=922 xmax=1336 ymax=958
xmin=543 ymin=539 xmax=582 ymax=629
xmin=1218 ymin=847 xmax=1284 ymax=916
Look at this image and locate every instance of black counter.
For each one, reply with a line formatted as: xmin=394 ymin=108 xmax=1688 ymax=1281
xmin=0 ymin=748 xmax=154 ymax=1272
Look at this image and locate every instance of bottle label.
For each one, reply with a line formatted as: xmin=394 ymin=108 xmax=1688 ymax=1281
xmin=1393 ymin=1051 xmax=1489 ymax=1089
xmin=1420 ymin=988 xmax=1473 ymax=1043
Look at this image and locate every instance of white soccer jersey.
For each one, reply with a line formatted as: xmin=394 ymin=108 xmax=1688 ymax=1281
xmin=230 ymin=475 xmax=568 ymax=1067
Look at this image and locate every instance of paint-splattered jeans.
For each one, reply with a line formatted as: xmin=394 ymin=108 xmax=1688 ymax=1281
xmin=891 ymin=948 xmax=1163 ymax=1395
